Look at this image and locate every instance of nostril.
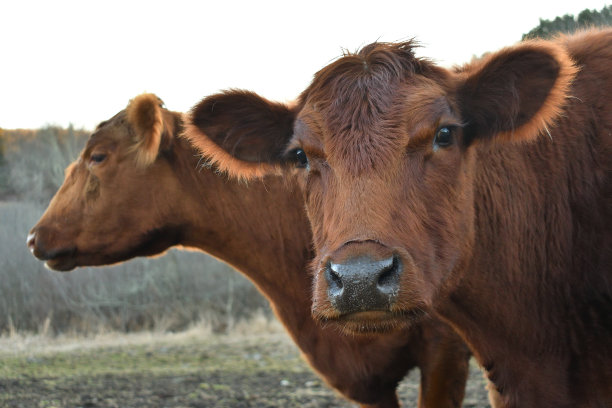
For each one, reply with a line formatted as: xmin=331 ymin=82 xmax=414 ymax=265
xmin=326 ymin=262 xmax=344 ymax=294
xmin=376 ymin=256 xmax=401 ymax=291
xmin=26 ymin=232 xmax=36 ymax=251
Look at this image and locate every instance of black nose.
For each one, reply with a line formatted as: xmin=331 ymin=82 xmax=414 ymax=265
xmin=325 ymin=255 xmax=401 ymax=314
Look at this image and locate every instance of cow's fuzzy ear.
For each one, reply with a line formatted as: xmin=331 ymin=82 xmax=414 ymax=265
xmin=457 ymin=39 xmax=577 ymax=144
xmin=126 ymin=93 xmax=166 ymax=167
xmin=184 ymin=90 xmax=295 ymax=179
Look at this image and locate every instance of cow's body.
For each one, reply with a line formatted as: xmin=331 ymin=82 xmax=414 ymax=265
xmin=185 ymin=30 xmax=612 ymax=407
xmin=27 ymin=94 xmax=471 ymax=408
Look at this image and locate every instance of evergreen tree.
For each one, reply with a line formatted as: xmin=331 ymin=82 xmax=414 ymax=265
xmin=523 ymin=5 xmax=612 ymax=39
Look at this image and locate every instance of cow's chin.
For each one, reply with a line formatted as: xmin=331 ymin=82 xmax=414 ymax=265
xmin=314 ymin=309 xmax=426 ymax=336
xmin=44 ymin=257 xmax=78 ymax=272
xmin=42 ymin=249 xmax=136 ymax=272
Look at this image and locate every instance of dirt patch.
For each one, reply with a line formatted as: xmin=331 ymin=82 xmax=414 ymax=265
xmin=0 ymin=329 xmax=490 ymax=407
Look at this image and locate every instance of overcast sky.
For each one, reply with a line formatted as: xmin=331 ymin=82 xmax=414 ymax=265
xmin=1 ymin=0 xmax=608 ymax=130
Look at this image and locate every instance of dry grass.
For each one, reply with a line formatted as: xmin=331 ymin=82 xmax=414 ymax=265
xmin=0 ymin=314 xmax=491 ymax=408
xmin=0 ymin=310 xmax=284 ymax=357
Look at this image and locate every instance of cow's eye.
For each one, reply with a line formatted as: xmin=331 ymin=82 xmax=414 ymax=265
xmin=290 ymin=148 xmax=309 ymax=169
xmin=433 ymin=127 xmax=453 ymax=150
xmin=90 ymin=153 xmax=107 ymax=164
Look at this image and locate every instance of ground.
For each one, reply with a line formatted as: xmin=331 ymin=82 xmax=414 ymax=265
xmin=0 ymin=321 xmax=491 ymax=408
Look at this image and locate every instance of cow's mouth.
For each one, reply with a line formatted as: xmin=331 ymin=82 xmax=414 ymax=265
xmin=315 ymin=308 xmax=426 ymax=335
xmin=30 ymin=245 xmax=78 ymax=272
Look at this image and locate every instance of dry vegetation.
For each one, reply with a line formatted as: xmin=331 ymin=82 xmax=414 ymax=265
xmin=0 ymin=317 xmax=491 ymax=408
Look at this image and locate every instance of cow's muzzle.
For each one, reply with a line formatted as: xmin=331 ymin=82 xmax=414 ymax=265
xmin=27 ymin=228 xmax=77 ymax=270
xmin=325 ymin=251 xmax=401 ymax=315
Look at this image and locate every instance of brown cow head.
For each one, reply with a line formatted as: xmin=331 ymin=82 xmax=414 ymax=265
xmin=186 ymin=40 xmax=576 ymax=333
xmin=27 ymin=94 xmax=183 ymax=271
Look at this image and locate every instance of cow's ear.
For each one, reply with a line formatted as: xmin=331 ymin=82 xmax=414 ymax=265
xmin=126 ymin=93 xmax=171 ymax=167
xmin=184 ymin=90 xmax=295 ymax=179
xmin=457 ymin=41 xmax=576 ymax=145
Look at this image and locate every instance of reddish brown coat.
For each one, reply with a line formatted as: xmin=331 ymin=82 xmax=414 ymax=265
xmin=28 ymin=94 xmax=471 ymax=408
xmin=185 ymin=30 xmax=612 ymax=407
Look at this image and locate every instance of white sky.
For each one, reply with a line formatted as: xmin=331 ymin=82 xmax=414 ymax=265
xmin=1 ymin=0 xmax=608 ymax=130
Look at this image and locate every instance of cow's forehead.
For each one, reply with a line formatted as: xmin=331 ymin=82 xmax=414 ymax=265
xmin=300 ymin=76 xmax=453 ymax=132
xmin=295 ymin=77 xmax=456 ymax=175
xmin=83 ymin=111 xmax=130 ymax=154
xmin=401 ymin=80 xmax=460 ymax=142
xmin=296 ymin=42 xmax=453 ymax=147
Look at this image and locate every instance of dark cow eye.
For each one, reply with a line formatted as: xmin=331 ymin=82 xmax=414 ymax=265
xmin=90 ymin=153 xmax=107 ymax=164
xmin=433 ymin=127 xmax=453 ymax=150
xmin=290 ymin=148 xmax=309 ymax=169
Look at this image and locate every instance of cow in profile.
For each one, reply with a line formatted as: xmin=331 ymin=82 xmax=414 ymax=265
xmin=185 ymin=29 xmax=612 ymax=407
xmin=27 ymin=94 xmax=472 ymax=408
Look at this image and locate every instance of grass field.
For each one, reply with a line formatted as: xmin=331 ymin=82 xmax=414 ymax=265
xmin=0 ymin=318 xmax=492 ymax=408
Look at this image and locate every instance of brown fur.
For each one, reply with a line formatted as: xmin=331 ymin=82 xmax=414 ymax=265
xmin=27 ymin=96 xmax=471 ymax=408
xmin=184 ymin=30 xmax=612 ymax=407
xmin=125 ymin=93 xmax=165 ymax=167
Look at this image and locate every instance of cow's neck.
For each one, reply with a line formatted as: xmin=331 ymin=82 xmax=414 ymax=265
xmin=169 ymin=139 xmax=342 ymax=327
xmin=169 ymin=138 xmax=311 ymax=320
xmin=165 ymin=137 xmax=415 ymax=387
xmin=437 ymin=121 xmax=612 ymax=406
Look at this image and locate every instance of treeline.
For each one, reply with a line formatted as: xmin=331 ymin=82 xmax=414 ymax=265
xmin=523 ymin=5 xmax=612 ymax=39
xmin=0 ymin=125 xmax=270 ymax=336
xmin=0 ymin=126 xmax=89 ymax=202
